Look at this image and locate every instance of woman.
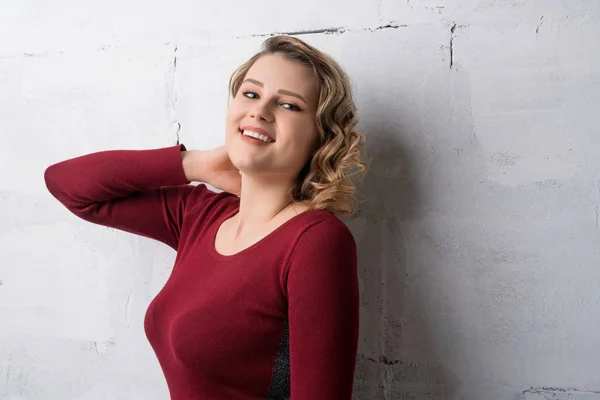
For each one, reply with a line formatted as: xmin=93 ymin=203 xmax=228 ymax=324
xmin=45 ymin=35 xmax=367 ymax=399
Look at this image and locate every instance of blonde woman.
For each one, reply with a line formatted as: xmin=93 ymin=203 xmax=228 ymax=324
xmin=45 ymin=35 xmax=367 ymax=399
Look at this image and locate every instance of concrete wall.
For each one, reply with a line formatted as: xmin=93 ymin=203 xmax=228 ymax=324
xmin=1 ymin=1 xmax=599 ymax=399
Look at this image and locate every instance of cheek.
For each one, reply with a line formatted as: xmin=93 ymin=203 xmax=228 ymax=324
xmin=226 ymin=104 xmax=244 ymax=133
xmin=285 ymin=124 xmax=318 ymax=161
xmin=300 ymin=121 xmax=319 ymax=150
xmin=227 ymin=99 xmax=245 ymax=122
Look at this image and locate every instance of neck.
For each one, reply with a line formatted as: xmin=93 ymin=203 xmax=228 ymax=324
xmin=233 ymin=172 xmax=295 ymax=235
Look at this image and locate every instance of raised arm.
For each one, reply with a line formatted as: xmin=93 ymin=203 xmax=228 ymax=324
xmin=44 ymin=144 xmax=215 ymax=250
xmin=285 ymin=219 xmax=360 ymax=399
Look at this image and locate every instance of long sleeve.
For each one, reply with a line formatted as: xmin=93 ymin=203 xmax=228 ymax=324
xmin=285 ymin=219 xmax=360 ymax=399
xmin=44 ymin=143 xmax=213 ymax=250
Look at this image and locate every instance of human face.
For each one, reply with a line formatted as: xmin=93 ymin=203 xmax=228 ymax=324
xmin=225 ymin=53 xmax=319 ymax=182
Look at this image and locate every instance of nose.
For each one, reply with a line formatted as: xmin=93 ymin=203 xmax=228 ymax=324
xmin=249 ymin=99 xmax=274 ymax=122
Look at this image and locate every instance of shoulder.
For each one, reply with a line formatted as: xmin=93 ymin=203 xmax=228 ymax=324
xmin=183 ymin=183 xmax=238 ymax=216
xmin=288 ymin=210 xmax=356 ymax=260
xmin=297 ymin=210 xmax=354 ymax=242
xmin=283 ymin=211 xmax=358 ymax=290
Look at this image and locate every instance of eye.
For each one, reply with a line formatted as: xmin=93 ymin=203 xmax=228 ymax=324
xmin=241 ymin=91 xmax=303 ymax=112
xmin=281 ymin=103 xmax=302 ymax=112
xmin=242 ymin=91 xmax=258 ymax=99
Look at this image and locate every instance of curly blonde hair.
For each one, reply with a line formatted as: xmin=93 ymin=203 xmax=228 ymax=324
xmin=228 ymin=35 xmax=367 ymax=218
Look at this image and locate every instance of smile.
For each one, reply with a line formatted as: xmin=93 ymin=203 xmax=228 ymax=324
xmin=239 ymin=129 xmax=275 ymax=144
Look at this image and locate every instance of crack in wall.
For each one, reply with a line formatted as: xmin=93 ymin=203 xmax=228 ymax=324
xmin=536 ymin=16 xmax=545 ymax=34
xmin=365 ymin=355 xmax=401 ymax=366
xmin=372 ymin=23 xmax=407 ymax=32
xmin=247 ymin=27 xmax=347 ymax=37
xmin=166 ymin=44 xmax=181 ymax=145
xmin=449 ymin=23 xmax=468 ymax=69
xmin=244 ymin=23 xmax=406 ymax=39
xmin=13 ymin=24 xmax=408 ymax=59
xmin=450 ymin=23 xmax=456 ymax=69
xmin=125 ymin=289 xmax=133 ymax=328
xmin=524 ymin=387 xmax=600 ymax=395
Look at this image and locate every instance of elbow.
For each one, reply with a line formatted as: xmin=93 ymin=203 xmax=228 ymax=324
xmin=43 ymin=164 xmax=90 ymax=215
xmin=44 ymin=164 xmax=61 ymax=199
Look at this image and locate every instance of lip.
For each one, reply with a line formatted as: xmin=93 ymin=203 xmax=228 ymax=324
xmin=240 ymin=125 xmax=275 ymax=142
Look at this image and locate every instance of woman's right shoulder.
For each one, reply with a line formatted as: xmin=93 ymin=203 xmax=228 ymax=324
xmin=183 ymin=183 xmax=238 ymax=218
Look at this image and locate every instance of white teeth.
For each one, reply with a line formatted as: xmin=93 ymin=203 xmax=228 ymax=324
xmin=242 ymin=130 xmax=273 ymax=143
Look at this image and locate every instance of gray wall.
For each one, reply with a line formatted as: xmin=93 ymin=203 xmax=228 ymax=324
xmin=1 ymin=1 xmax=599 ymax=399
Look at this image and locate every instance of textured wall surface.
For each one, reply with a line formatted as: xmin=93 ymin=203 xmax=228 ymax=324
xmin=1 ymin=1 xmax=600 ymax=399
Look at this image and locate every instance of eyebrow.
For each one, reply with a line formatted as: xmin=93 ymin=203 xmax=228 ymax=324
xmin=242 ymin=78 xmax=307 ymax=104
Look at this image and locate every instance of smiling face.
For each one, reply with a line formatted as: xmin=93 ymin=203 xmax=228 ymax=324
xmin=225 ymin=53 xmax=320 ymax=182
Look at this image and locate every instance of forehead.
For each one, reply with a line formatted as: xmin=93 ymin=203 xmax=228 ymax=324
xmin=245 ymin=53 xmax=318 ymax=103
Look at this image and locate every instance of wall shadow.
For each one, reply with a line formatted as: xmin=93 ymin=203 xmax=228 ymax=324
xmin=350 ymin=123 xmax=464 ymax=399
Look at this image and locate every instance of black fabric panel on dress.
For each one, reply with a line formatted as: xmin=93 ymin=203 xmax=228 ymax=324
xmin=266 ymin=320 xmax=290 ymax=400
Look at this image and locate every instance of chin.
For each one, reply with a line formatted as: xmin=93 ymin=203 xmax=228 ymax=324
xmin=227 ymin=146 xmax=252 ymax=170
